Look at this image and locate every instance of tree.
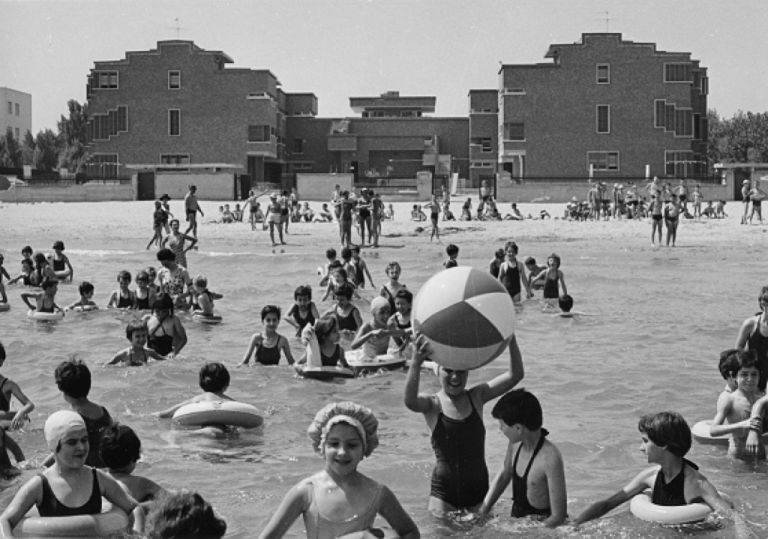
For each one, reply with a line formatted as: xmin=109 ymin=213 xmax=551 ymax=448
xmin=34 ymin=129 xmax=59 ymax=171
xmin=21 ymin=130 xmax=35 ymax=166
xmin=708 ymin=109 xmax=768 ymax=164
xmin=57 ymin=99 xmax=89 ymax=172
xmin=0 ymin=128 xmax=22 ymax=168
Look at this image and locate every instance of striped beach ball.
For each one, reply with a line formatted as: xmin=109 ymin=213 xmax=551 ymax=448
xmin=412 ymin=266 xmax=516 ymax=370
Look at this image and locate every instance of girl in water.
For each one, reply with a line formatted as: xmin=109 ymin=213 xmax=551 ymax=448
xmin=49 ymin=241 xmax=73 ymax=281
xmin=259 ymin=401 xmax=419 ymax=539
xmin=532 ymin=254 xmax=567 ymax=310
xmin=405 ymin=335 xmax=524 ymax=516
xmin=240 ymin=305 xmax=295 ymax=366
xmin=379 ymin=261 xmax=407 ymax=313
xmin=142 ymin=293 xmax=187 ymax=358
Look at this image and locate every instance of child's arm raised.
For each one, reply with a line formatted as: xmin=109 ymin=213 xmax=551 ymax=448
xmin=350 ymin=323 xmax=383 ymax=350
xmin=573 ymin=467 xmax=654 ymax=525
xmin=404 ymin=336 xmax=439 ymax=414
xmin=283 ymin=306 xmax=299 ymax=331
xmin=472 ymin=335 xmax=525 ymax=405
xmin=258 ymin=481 xmax=310 ymax=539
xmin=239 ymin=333 xmax=262 ymax=365
xmin=377 ymin=485 xmax=420 ymax=538
xmin=6 ymin=380 xmax=34 ymax=430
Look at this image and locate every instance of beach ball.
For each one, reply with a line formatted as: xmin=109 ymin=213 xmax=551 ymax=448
xmin=412 ymin=267 xmax=515 ymax=370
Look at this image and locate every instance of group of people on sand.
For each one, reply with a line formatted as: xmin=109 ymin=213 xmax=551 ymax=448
xmin=331 ymin=185 xmax=392 ymax=248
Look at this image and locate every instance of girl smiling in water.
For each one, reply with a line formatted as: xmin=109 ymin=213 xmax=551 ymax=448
xmin=259 ymin=401 xmax=419 ymax=539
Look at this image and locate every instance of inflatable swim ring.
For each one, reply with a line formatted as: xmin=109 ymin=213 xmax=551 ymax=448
xmin=296 ymin=364 xmax=355 ymax=380
xmin=72 ymin=305 xmax=99 ymax=313
xmin=14 ymin=504 xmax=129 ymax=538
xmin=27 ymin=310 xmax=64 ymax=321
xmin=692 ymin=420 xmax=728 ymax=446
xmin=192 ymin=311 xmax=223 ymax=324
xmin=53 ymin=270 xmax=72 ymax=281
xmin=0 ymin=303 xmax=10 ymax=312
xmin=345 ymin=350 xmax=406 ymax=374
xmin=173 ymin=400 xmax=263 ymax=429
xmin=630 ymin=491 xmax=721 ymax=524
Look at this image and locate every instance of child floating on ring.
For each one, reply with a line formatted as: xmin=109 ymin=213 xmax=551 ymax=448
xmin=258 ymin=401 xmax=419 ymax=538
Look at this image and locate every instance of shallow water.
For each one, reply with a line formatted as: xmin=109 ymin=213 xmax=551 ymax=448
xmin=1 ymin=200 xmax=767 ymax=538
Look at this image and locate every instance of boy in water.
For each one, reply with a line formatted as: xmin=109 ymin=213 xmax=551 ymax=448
xmin=50 ymin=359 xmax=113 ymax=468
xmin=7 ymin=258 xmax=34 ymax=286
xmin=444 ymin=244 xmax=459 ymax=269
xmin=108 ymin=320 xmax=168 ymax=366
xmin=318 ymin=248 xmax=337 ymax=288
xmin=710 ymin=350 xmax=766 ymax=459
xmin=350 ymin=245 xmax=374 ymax=289
xmin=21 ymin=278 xmax=62 ymax=314
xmin=524 ymin=257 xmax=546 ymax=291
xmin=65 ymin=281 xmax=98 ymax=311
xmin=575 ymin=412 xmax=746 ymax=532
xmin=478 ymin=390 xmax=566 ymax=527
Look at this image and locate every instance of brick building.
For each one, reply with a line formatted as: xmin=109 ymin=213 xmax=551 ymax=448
xmin=0 ymin=87 xmax=32 ymax=141
xmin=495 ymin=33 xmax=708 ymax=181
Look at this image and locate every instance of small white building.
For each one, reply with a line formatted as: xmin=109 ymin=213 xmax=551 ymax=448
xmin=0 ymin=87 xmax=32 ymax=141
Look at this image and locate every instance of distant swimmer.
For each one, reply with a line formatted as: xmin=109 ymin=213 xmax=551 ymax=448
xmin=183 ymin=185 xmax=204 ymax=238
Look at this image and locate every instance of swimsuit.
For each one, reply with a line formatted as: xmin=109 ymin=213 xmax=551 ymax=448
xmin=126 ymin=348 xmax=149 ymax=366
xmin=430 ymin=397 xmax=489 ymax=509
xmin=0 ymin=377 xmax=9 ymax=412
xmin=116 ymin=291 xmax=134 ymax=309
xmin=135 ymin=293 xmax=151 ymax=310
xmin=148 ymin=320 xmax=174 ymax=356
xmin=81 ymin=407 xmax=112 ymax=468
xmin=351 ymin=262 xmax=365 ymax=288
xmin=444 ymin=259 xmax=457 ymax=269
xmin=287 ymin=304 xmax=315 ymax=336
xmin=166 ymin=234 xmax=188 ymax=269
xmin=380 ymin=285 xmax=398 ymax=312
xmin=651 ymin=459 xmax=703 ymax=506
xmin=543 ymin=271 xmax=559 ymax=300
xmin=38 ymin=468 xmax=102 ymax=517
xmin=511 ymin=430 xmax=551 ymax=518
xmin=320 ymin=344 xmax=345 ymax=367
xmin=303 ymin=478 xmax=381 ymax=539
xmin=336 ymin=307 xmax=360 ymax=332
xmin=747 ymin=315 xmax=768 ymax=391
xmin=499 ymin=262 xmax=522 ymax=298
xmin=52 ymin=258 xmax=65 ymax=271
xmin=255 ymin=339 xmax=282 ymax=366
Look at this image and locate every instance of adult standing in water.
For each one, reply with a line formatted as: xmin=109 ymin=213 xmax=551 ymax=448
xmin=162 ymin=219 xmax=197 ymax=271
xmin=184 ymin=185 xmax=204 ymax=238
xmin=357 ymin=189 xmax=373 ymax=246
xmin=156 ymin=248 xmax=193 ymax=310
xmin=735 ymin=286 xmax=768 ymax=393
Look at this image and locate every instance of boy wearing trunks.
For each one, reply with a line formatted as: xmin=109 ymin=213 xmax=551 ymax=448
xmin=184 ymin=185 xmax=204 ymax=238
xmin=710 ymin=350 xmax=766 ymax=460
xmin=478 ymin=390 xmax=566 ymax=527
xmin=575 ymin=412 xmax=742 ymax=530
xmin=108 ymin=320 xmax=168 ymax=366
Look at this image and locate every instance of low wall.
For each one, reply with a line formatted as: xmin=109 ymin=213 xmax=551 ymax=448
xmin=296 ymin=173 xmax=353 ymax=200
xmin=495 ymin=180 xmax=730 ymax=203
xmin=0 ymin=183 xmax=135 ymax=203
xmin=153 ymin=172 xmax=236 ymax=201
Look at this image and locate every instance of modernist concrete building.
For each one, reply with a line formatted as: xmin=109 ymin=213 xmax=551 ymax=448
xmin=496 ymin=33 xmax=708 ymax=181
xmin=0 ymin=87 xmax=32 ymax=141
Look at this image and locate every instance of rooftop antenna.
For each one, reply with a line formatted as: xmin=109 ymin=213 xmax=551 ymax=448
xmin=171 ymin=18 xmax=186 ymax=39
xmin=599 ymin=11 xmax=612 ymax=32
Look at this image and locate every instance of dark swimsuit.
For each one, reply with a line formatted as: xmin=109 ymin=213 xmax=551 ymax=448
xmin=543 ymin=271 xmax=559 ymax=300
xmin=430 ymin=398 xmax=489 ymax=509
xmin=148 ymin=321 xmax=174 ymax=356
xmin=320 ymin=344 xmax=345 ymax=367
xmin=116 ymin=292 xmax=133 ymax=309
xmin=651 ymin=459 xmax=703 ymax=506
xmin=0 ymin=377 xmax=9 ymax=412
xmin=82 ymin=407 xmax=112 ymax=468
xmin=135 ymin=294 xmax=151 ymax=310
xmin=287 ymin=304 xmax=315 ymax=336
xmin=381 ymin=286 xmax=398 ymax=312
xmin=336 ymin=307 xmax=360 ymax=332
xmin=747 ymin=315 xmax=768 ymax=391
xmin=511 ymin=430 xmax=551 ymax=518
xmin=255 ymin=339 xmax=282 ymax=366
xmin=52 ymin=258 xmax=65 ymax=271
xmin=500 ymin=263 xmax=521 ymax=298
xmin=352 ymin=263 xmax=365 ymax=288
xmin=38 ymin=468 xmax=102 ymax=517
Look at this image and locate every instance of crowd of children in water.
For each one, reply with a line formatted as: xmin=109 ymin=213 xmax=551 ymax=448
xmin=0 ymin=190 xmax=766 ymax=537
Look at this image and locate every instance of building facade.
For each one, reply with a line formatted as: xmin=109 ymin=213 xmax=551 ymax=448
xmin=496 ymin=33 xmax=708 ymax=181
xmin=0 ymin=87 xmax=32 ymax=141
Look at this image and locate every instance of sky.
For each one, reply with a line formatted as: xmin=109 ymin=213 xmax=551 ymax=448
xmin=2 ymin=0 xmax=767 ymax=134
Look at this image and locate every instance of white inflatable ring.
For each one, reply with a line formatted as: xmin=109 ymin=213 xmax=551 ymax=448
xmin=296 ymin=364 xmax=355 ymax=380
xmin=27 ymin=310 xmax=64 ymax=321
xmin=0 ymin=303 xmax=10 ymax=312
xmin=173 ymin=400 xmax=263 ymax=429
xmin=72 ymin=305 xmax=99 ymax=313
xmin=345 ymin=350 xmax=406 ymax=372
xmin=192 ymin=312 xmax=223 ymax=324
xmin=13 ymin=505 xmax=129 ymax=537
xmin=691 ymin=420 xmax=729 ymax=446
xmin=630 ymin=492 xmax=714 ymax=524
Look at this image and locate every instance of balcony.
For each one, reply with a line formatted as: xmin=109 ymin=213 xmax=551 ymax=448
xmin=246 ymin=136 xmax=277 ymax=158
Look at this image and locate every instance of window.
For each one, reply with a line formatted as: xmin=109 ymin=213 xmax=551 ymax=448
xmin=665 ymin=150 xmax=703 ymax=177
xmin=14 ymin=103 xmax=20 ymax=116
xmin=502 ymin=88 xmax=526 ymax=95
xmin=664 ymin=63 xmax=692 ymax=82
xmin=587 ymin=151 xmax=619 ymax=171
xmin=248 ymin=125 xmax=270 ymax=142
xmin=470 ymin=161 xmax=494 ymax=168
xmin=95 ymin=71 xmax=119 ymax=89
xmin=168 ymin=70 xmax=181 ymax=89
xmin=290 ymin=161 xmax=313 ymax=172
xmin=117 ymin=106 xmax=128 ymax=132
xmin=700 ymin=76 xmax=709 ymax=95
xmin=6 ymin=101 xmax=11 ymax=114
xmin=14 ymin=128 xmax=19 ymax=139
xmin=168 ymin=109 xmax=180 ymax=136
xmin=292 ymin=138 xmax=304 ymax=154
xmin=596 ymin=64 xmax=610 ymax=84
xmin=675 ymin=109 xmax=693 ymax=137
xmin=596 ymin=105 xmax=610 ymax=134
xmin=654 ymin=100 xmax=666 ymax=128
xmin=504 ymin=122 xmax=525 ymax=141
xmin=664 ymin=104 xmax=675 ymax=132
xmin=481 ymin=138 xmax=492 ymax=152
xmin=159 ymin=154 xmax=190 ymax=171
xmin=89 ymin=154 xmax=118 ymax=179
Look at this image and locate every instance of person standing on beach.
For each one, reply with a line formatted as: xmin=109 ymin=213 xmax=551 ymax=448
xmin=649 ymin=195 xmax=663 ymax=246
xmin=675 ymin=179 xmax=689 ymax=213
xmin=740 ymin=180 xmax=751 ymax=224
xmin=184 ymin=185 xmax=204 ymax=238
xmin=748 ymin=180 xmax=766 ymax=224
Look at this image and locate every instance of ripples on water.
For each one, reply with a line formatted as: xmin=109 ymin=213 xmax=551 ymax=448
xmin=1 ymin=201 xmax=767 ymax=537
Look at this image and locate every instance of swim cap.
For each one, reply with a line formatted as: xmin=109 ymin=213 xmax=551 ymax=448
xmin=44 ymin=410 xmax=86 ymax=452
xmin=307 ymin=402 xmax=379 ymax=457
xmin=370 ymin=297 xmax=390 ymax=313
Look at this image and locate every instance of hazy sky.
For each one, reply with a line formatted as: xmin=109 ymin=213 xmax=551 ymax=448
xmin=2 ymin=0 xmax=766 ymax=134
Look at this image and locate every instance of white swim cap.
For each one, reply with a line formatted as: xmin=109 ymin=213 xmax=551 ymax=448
xmin=44 ymin=410 xmax=86 ymax=452
xmin=370 ymin=297 xmax=390 ymax=313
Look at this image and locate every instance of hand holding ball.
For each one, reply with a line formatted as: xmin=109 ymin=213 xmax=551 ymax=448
xmin=412 ymin=267 xmax=516 ymax=370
